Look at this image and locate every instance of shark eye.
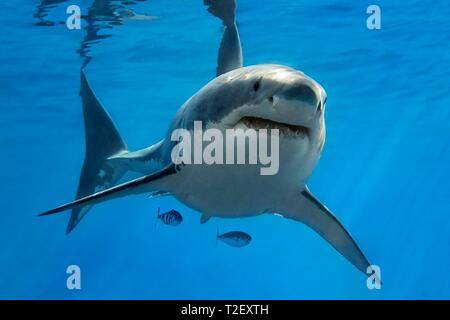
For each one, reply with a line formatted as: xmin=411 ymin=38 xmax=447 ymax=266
xmin=253 ymin=80 xmax=261 ymax=92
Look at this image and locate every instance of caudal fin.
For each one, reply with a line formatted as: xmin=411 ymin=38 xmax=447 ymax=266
xmin=67 ymin=70 xmax=128 ymax=234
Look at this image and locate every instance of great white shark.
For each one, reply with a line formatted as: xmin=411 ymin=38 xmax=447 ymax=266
xmin=39 ymin=0 xmax=375 ymax=276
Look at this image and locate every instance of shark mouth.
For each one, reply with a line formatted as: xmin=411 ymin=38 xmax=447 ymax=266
xmin=237 ymin=116 xmax=310 ymax=138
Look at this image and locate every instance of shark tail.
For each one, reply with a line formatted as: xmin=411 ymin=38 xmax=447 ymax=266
xmin=67 ymin=69 xmax=128 ymax=234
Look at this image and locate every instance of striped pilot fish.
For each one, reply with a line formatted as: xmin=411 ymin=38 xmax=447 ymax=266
xmin=155 ymin=207 xmax=183 ymax=227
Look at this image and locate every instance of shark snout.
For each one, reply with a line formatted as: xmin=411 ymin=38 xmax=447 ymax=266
xmin=280 ymin=80 xmax=322 ymax=111
xmin=265 ymin=77 xmax=326 ymax=129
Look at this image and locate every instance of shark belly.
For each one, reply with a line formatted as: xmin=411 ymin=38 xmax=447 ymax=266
xmin=169 ymin=136 xmax=320 ymax=217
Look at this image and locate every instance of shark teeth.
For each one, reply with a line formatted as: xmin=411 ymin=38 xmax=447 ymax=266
xmin=238 ymin=116 xmax=310 ymax=138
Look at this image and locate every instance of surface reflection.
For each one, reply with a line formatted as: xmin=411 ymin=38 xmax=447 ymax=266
xmin=33 ymin=0 xmax=152 ymax=67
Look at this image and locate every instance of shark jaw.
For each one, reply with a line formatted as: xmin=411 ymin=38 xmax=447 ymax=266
xmin=237 ymin=116 xmax=311 ymax=138
xmin=170 ymin=121 xmax=280 ymax=176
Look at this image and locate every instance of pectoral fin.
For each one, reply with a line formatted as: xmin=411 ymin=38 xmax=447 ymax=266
xmin=277 ymin=187 xmax=372 ymax=275
xmin=39 ymin=163 xmax=177 ymax=217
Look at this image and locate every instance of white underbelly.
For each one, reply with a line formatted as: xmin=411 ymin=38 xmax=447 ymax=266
xmin=167 ymin=137 xmax=319 ymax=217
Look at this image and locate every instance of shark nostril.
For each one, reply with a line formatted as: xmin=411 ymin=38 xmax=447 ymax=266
xmin=267 ymin=96 xmax=274 ymax=104
xmin=317 ymin=101 xmax=322 ymax=112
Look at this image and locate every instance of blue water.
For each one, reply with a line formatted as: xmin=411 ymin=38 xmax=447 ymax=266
xmin=1 ymin=0 xmax=449 ymax=299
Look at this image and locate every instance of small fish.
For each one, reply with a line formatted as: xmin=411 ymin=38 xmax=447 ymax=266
xmin=155 ymin=207 xmax=183 ymax=227
xmin=216 ymin=228 xmax=252 ymax=247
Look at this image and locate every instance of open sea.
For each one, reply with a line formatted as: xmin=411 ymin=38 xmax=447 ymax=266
xmin=0 ymin=0 xmax=449 ymax=299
